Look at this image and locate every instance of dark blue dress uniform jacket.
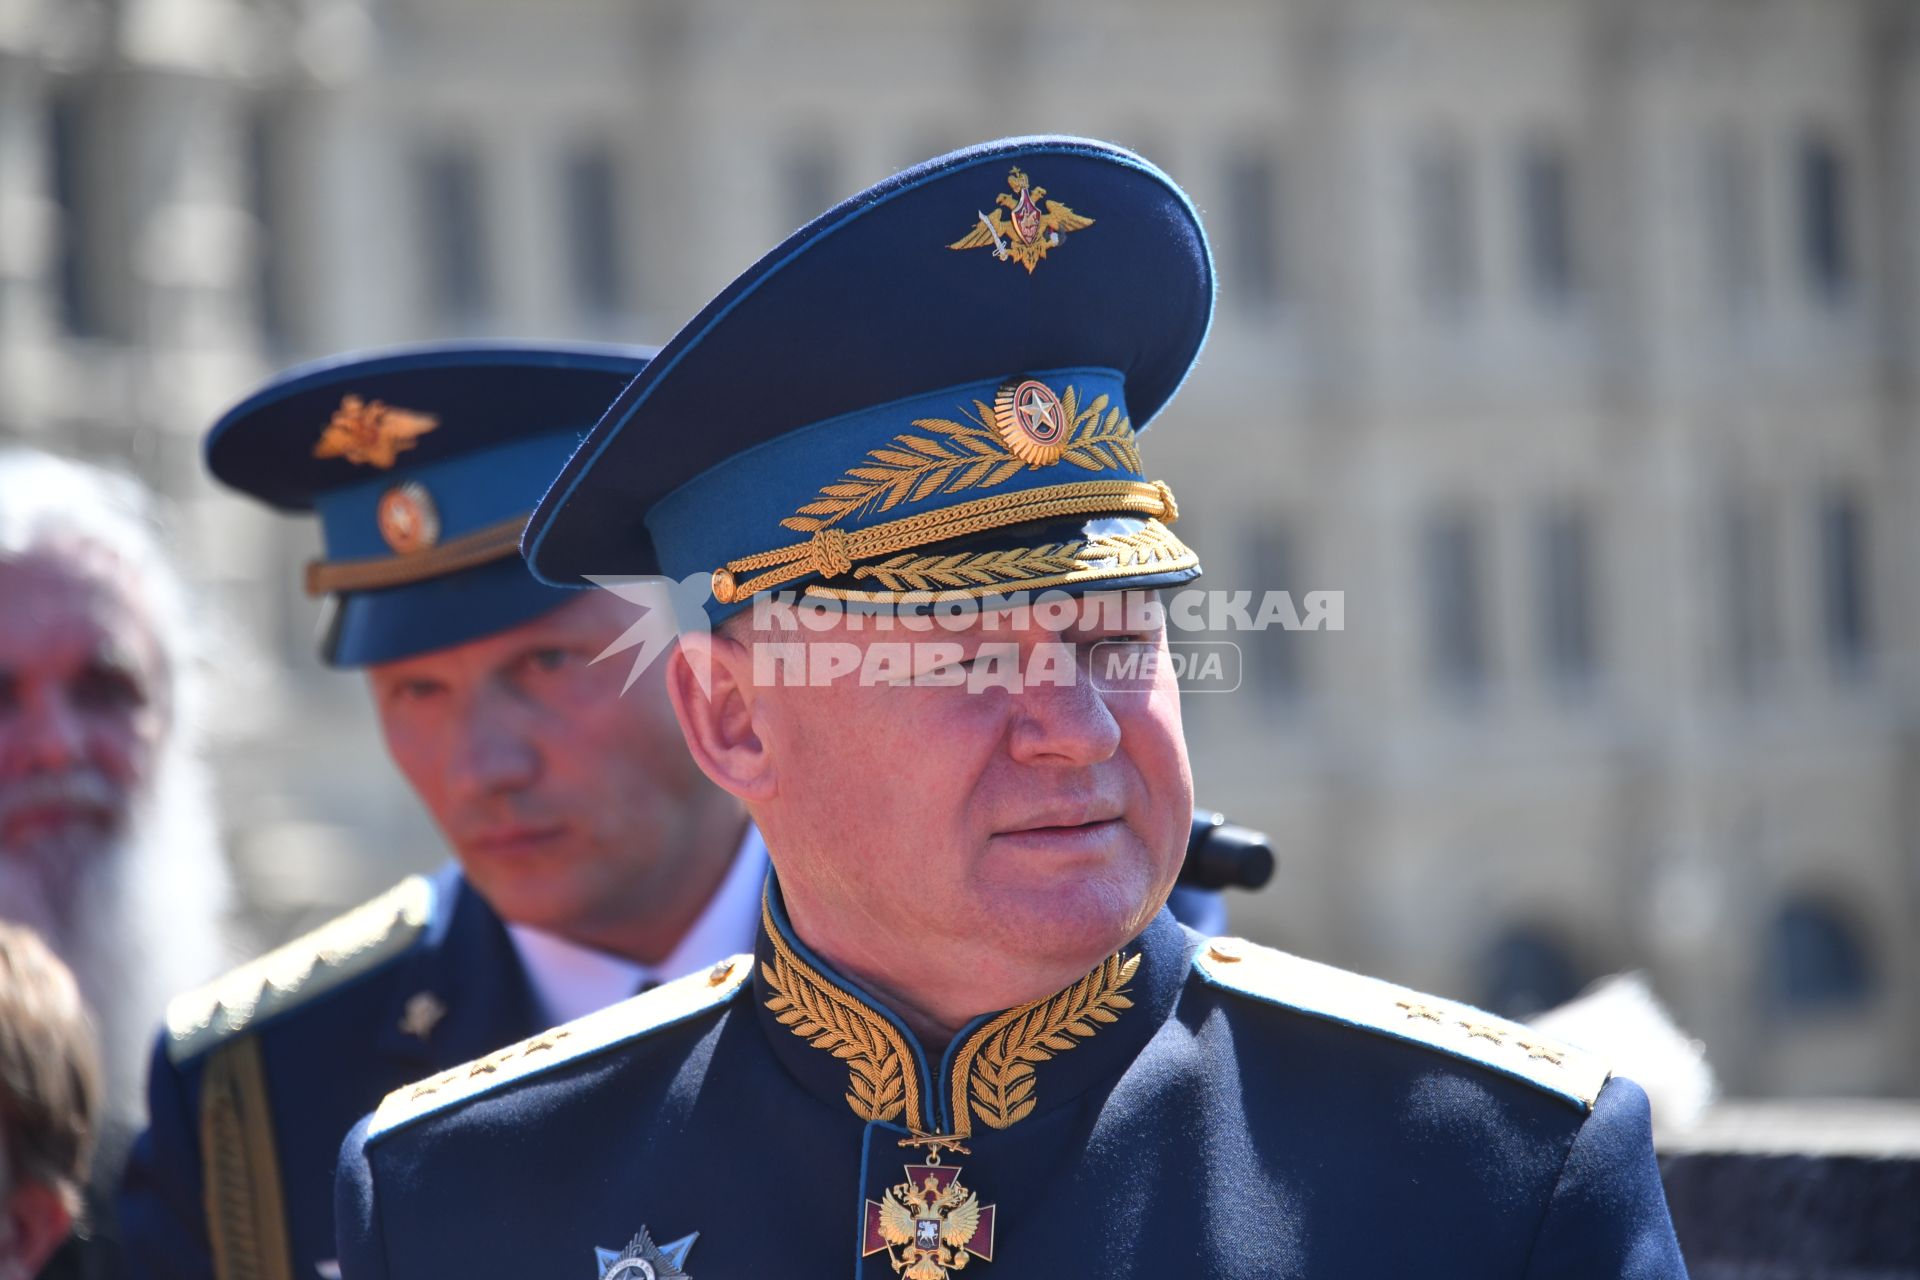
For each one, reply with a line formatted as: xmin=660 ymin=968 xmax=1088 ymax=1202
xmin=337 ymin=886 xmax=1687 ymax=1278
xmin=120 ymin=866 xmax=541 ymax=1279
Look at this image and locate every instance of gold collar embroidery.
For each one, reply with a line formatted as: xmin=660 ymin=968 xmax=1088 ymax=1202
xmin=760 ymin=898 xmax=1139 ymax=1140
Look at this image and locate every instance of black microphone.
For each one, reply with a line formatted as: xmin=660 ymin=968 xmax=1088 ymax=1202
xmin=1180 ymin=809 xmax=1276 ymax=891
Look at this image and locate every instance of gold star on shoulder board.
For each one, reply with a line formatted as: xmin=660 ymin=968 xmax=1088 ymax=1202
xmin=1459 ymin=1021 xmax=1508 ymax=1045
xmin=1395 ymin=1000 xmax=1446 ymax=1023
xmin=1516 ymin=1039 xmax=1567 ymax=1065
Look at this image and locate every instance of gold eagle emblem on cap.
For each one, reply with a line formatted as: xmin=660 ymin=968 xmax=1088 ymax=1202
xmin=314 ymin=395 xmax=440 ymax=470
xmin=948 ymin=168 xmax=1094 ymax=273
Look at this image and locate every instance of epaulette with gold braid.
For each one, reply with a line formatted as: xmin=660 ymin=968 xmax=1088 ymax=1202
xmin=165 ymin=876 xmax=436 ymax=1065
xmin=1194 ymin=937 xmax=1610 ymax=1112
xmin=367 ymin=955 xmax=753 ymax=1142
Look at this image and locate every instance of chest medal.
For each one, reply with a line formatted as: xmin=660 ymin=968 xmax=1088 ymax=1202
xmin=864 ymin=1160 xmax=996 ymax=1278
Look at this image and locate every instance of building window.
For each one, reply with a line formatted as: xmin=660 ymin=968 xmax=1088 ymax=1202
xmin=48 ymin=90 xmax=103 ymax=338
xmin=415 ymin=143 xmax=490 ymax=326
xmin=1244 ymin=521 xmax=1304 ymax=702
xmin=245 ymin=107 xmax=293 ymax=349
xmin=1480 ymin=924 xmax=1584 ymax=1019
xmin=1799 ymin=135 xmax=1851 ymax=304
xmin=1763 ymin=895 xmax=1875 ymax=1016
xmin=1722 ymin=492 xmax=1781 ymax=698
xmin=1819 ymin=490 xmax=1871 ymax=678
xmin=780 ymin=139 xmax=838 ymax=234
xmin=1705 ymin=129 xmax=1763 ymax=318
xmin=1424 ymin=508 xmax=1488 ymax=694
xmin=1535 ymin=505 xmax=1598 ymax=695
xmin=1412 ymin=134 xmax=1476 ymax=315
xmin=1223 ymin=147 xmax=1284 ymax=313
xmin=1518 ymin=142 xmax=1575 ymax=307
xmin=564 ymin=143 xmax=627 ymax=323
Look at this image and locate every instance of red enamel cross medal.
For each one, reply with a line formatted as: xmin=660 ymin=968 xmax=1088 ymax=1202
xmin=863 ymin=1163 xmax=996 ymax=1278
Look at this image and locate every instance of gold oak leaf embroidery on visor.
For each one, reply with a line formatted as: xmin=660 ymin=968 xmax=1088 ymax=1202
xmin=848 ymin=521 xmax=1191 ymax=594
xmin=779 ymin=386 xmax=1141 ymax=535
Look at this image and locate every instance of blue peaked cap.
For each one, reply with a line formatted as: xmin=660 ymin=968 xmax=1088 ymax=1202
xmin=206 ymin=342 xmax=655 ymax=666
xmin=524 ymin=136 xmax=1214 ymax=620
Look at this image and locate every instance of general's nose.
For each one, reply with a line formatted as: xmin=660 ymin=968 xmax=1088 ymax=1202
xmin=1004 ymin=646 xmax=1123 ymax=767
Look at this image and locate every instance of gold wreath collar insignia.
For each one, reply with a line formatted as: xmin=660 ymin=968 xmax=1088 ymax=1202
xmin=756 ymin=883 xmax=1148 ymax=1143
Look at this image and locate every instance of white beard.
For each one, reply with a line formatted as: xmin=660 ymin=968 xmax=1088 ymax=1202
xmin=0 ymin=748 xmax=236 ymax=1127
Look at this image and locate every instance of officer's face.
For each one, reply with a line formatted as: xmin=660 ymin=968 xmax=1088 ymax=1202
xmin=368 ymin=590 xmax=720 ymax=944
xmin=0 ymin=552 xmax=165 ymax=881
xmin=742 ymin=591 xmax=1192 ymax=1000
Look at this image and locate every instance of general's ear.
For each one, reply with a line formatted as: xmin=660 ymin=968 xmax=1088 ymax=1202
xmin=664 ymin=632 xmax=776 ymax=802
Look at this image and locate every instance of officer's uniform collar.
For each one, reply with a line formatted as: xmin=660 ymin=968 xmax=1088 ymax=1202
xmin=751 ymin=874 xmax=1192 ymax=1144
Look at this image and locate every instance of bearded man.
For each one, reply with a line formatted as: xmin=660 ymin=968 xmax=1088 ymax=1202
xmin=0 ymin=448 xmax=236 ymax=1278
xmin=0 ymin=450 xmax=235 ymax=1105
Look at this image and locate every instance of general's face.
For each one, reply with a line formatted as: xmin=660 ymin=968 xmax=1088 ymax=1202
xmin=368 ymin=590 xmax=714 ymax=937
xmin=0 ymin=551 xmax=166 ymax=876
xmin=751 ymin=592 xmax=1193 ymax=978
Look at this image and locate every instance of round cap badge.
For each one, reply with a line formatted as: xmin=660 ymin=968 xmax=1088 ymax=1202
xmin=377 ymin=481 xmax=441 ymax=554
xmin=992 ymin=378 xmax=1070 ymax=467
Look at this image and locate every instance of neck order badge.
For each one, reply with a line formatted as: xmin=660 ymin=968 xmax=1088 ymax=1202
xmin=866 ymin=1160 xmax=995 ymax=1278
xmin=761 ymin=886 xmax=1143 ymax=1278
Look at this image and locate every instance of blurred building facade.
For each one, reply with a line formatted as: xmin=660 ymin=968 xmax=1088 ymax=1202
xmin=1 ymin=0 xmax=1915 ymax=1096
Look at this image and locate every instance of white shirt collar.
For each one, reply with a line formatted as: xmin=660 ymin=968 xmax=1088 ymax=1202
xmin=507 ymin=823 xmax=768 ymax=1028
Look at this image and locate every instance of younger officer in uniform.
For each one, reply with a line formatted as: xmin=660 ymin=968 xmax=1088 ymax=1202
xmin=118 ymin=345 xmax=767 ymax=1280
xmin=336 ymin=143 xmax=1686 ymax=1277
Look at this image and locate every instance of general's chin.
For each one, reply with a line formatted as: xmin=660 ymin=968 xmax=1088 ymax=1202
xmin=974 ymin=870 xmax=1160 ymax=963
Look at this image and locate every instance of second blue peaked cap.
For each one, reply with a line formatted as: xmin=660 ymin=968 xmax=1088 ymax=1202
xmin=524 ymin=136 xmax=1215 ymax=620
xmin=207 ymin=343 xmax=654 ymax=666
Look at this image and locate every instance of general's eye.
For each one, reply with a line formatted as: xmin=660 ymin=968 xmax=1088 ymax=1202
xmin=1084 ymin=632 xmax=1155 ymax=651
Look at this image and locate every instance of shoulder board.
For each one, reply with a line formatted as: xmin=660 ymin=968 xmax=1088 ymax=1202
xmin=1194 ymin=936 xmax=1610 ymax=1112
xmin=367 ymin=954 xmax=753 ymax=1142
xmin=166 ymin=876 xmax=436 ymax=1064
